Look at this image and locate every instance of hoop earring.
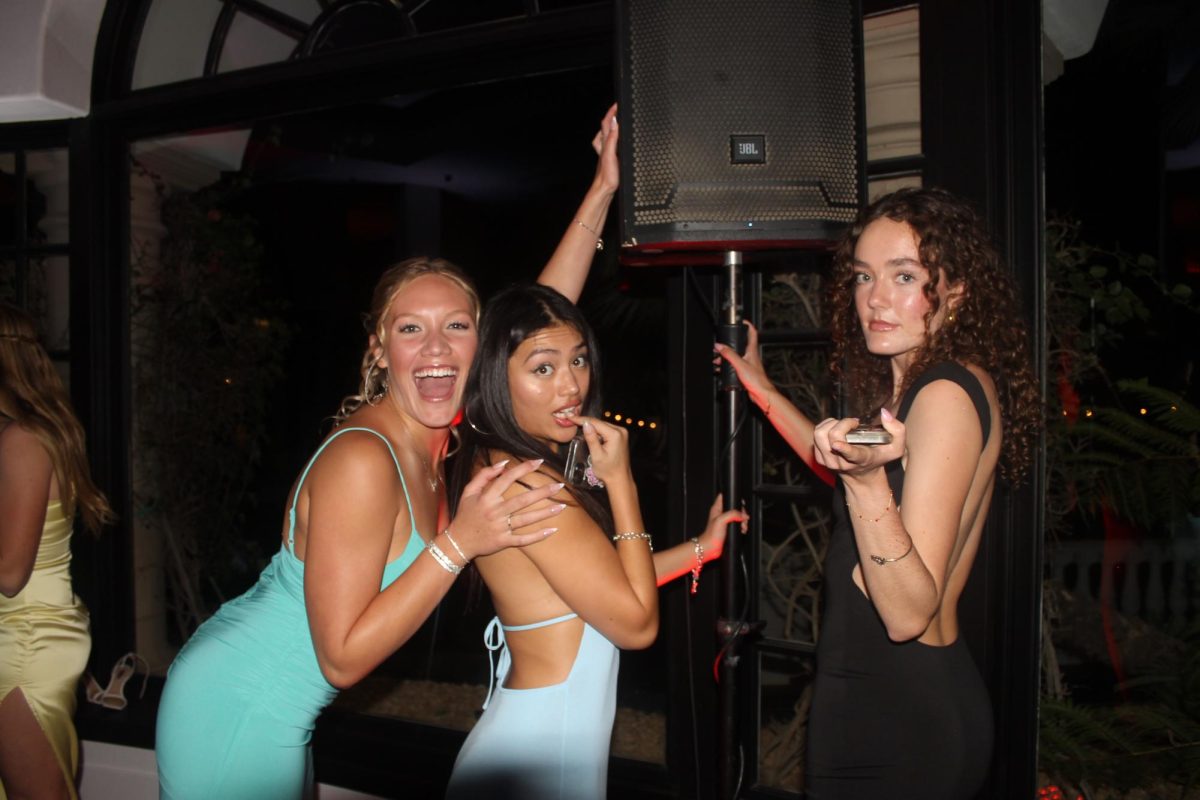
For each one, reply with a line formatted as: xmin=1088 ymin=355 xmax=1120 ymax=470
xmin=464 ymin=407 xmax=490 ymax=436
xmin=368 ymin=367 xmax=389 ymax=404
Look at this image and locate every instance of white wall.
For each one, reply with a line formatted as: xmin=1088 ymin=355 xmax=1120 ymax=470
xmin=79 ymin=741 xmax=385 ymax=800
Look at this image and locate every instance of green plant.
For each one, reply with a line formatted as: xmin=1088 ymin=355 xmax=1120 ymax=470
xmin=1041 ymin=217 xmax=1200 ymax=797
xmin=131 ymin=165 xmax=289 ymax=639
xmin=1045 ymin=218 xmax=1199 ymax=536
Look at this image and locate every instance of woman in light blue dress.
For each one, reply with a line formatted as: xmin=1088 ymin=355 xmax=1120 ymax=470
xmin=445 ymin=284 xmax=746 ymax=800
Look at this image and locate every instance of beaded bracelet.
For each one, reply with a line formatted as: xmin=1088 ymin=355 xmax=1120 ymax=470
xmin=612 ymin=531 xmax=652 ymax=551
xmin=425 ymin=540 xmax=462 ymax=575
xmin=690 ymin=537 xmax=705 ymax=595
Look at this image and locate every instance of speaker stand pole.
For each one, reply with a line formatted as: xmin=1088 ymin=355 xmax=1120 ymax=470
xmin=716 ymin=250 xmax=746 ymax=800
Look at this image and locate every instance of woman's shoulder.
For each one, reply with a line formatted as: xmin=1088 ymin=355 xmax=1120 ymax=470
xmin=907 ymin=361 xmax=994 ymax=404
xmin=0 ymin=418 xmax=50 ymax=454
xmin=906 ymin=362 xmax=997 ymax=443
xmin=303 ymin=424 xmax=403 ymax=489
xmin=483 ymin=448 xmax=564 ymax=494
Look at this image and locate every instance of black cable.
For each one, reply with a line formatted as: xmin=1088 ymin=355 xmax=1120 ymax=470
xmin=680 ymin=267 xmax=703 ymax=789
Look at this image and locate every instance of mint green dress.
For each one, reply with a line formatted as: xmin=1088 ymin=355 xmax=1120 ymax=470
xmin=155 ymin=427 xmax=425 ymax=799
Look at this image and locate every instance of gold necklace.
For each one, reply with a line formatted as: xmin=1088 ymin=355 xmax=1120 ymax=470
xmin=415 ymin=450 xmax=441 ymax=493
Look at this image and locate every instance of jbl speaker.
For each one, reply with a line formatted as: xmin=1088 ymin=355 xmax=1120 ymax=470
xmin=617 ymin=0 xmax=865 ymax=261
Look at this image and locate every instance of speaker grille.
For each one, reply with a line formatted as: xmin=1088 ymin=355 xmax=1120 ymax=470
xmin=620 ymin=0 xmax=863 ymax=249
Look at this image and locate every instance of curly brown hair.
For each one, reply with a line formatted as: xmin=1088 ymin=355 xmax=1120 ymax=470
xmin=828 ymin=187 xmax=1041 ymax=484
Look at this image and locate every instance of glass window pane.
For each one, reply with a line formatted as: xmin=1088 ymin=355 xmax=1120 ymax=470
xmin=757 ymin=650 xmax=815 ymax=794
xmin=760 ymin=267 xmax=828 ymax=333
xmin=759 ymin=494 xmax=831 ymax=645
xmin=26 ymin=149 xmax=70 ymax=246
xmin=0 ymin=148 xmax=69 ymax=351
xmin=869 ymin=173 xmax=922 ymax=201
xmin=219 ymin=14 xmax=301 ymax=74
xmin=133 ymin=0 xmax=225 ymax=89
xmin=256 ymin=0 xmax=320 ymax=23
xmin=863 ymin=7 xmax=921 ymax=161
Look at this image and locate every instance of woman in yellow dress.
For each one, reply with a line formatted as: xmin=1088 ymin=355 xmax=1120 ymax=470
xmin=0 ymin=302 xmax=114 ymax=800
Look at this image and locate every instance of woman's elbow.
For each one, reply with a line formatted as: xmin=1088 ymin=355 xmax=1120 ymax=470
xmin=884 ymin=611 xmax=935 ymax=643
xmin=316 ymin=654 xmax=367 ymax=690
xmin=612 ymin=617 xmax=659 ymax=650
xmin=0 ymin=568 xmax=30 ymax=598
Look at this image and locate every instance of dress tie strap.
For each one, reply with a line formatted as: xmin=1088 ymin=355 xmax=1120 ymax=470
xmin=482 ymin=617 xmax=508 ymax=711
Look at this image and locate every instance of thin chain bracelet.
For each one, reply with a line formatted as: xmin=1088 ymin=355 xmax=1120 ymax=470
xmin=690 ymin=537 xmax=704 ymax=595
xmin=425 ymin=540 xmax=462 ymax=575
xmin=442 ymin=529 xmax=469 ymax=565
xmin=612 ymin=531 xmax=652 ymax=551
xmin=574 ymin=218 xmax=604 ymax=251
xmin=852 ymin=490 xmax=894 ymax=524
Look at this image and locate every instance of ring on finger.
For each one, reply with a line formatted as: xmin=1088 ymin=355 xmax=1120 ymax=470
xmin=506 ymin=514 xmax=513 ymax=532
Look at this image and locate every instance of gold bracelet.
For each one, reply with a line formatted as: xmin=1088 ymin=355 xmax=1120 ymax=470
xmin=852 ymin=490 xmax=894 ymax=524
xmin=869 ymin=539 xmax=914 ymax=566
xmin=690 ymin=537 xmax=705 ymax=595
xmin=612 ymin=531 xmax=652 ymax=550
xmin=575 ymin=219 xmax=604 ymax=251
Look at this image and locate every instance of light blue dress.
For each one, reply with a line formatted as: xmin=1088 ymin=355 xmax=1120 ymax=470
xmin=155 ymin=427 xmax=425 ymax=800
xmin=445 ymin=613 xmax=619 ymax=800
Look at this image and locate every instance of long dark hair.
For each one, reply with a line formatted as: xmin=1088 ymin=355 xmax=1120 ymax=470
xmin=448 ymin=284 xmax=612 ymax=535
xmin=828 ymin=187 xmax=1041 ymax=483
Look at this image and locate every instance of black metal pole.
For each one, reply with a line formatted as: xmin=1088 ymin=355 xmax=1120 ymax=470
xmin=715 ymin=251 xmax=746 ymax=799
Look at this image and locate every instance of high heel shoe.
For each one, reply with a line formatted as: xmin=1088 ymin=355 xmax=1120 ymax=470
xmin=84 ymin=652 xmax=149 ymax=711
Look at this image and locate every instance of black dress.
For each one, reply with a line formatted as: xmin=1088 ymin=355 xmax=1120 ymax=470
xmin=805 ymin=363 xmax=994 ymax=799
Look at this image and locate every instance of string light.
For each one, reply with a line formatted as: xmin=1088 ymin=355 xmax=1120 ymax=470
xmin=599 ymin=412 xmax=661 ymax=431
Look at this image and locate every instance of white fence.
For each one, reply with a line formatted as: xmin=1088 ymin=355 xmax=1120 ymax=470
xmin=1047 ymin=537 xmax=1200 ymax=625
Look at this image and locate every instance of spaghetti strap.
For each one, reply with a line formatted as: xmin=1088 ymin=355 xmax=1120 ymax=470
xmin=285 ymin=426 xmax=413 ymax=553
xmin=502 ymin=613 xmax=578 ymax=632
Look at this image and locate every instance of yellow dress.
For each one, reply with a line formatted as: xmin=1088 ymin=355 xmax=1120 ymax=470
xmin=0 ymin=501 xmax=90 ymax=800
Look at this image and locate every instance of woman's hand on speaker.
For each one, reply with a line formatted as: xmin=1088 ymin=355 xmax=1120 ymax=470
xmin=591 ymin=102 xmax=619 ymax=196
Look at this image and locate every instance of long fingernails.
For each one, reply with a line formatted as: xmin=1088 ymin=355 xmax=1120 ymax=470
xmin=551 ymin=483 xmax=566 ymax=493
xmin=582 ymin=420 xmax=593 ymax=430
xmin=496 ymin=459 xmax=510 ymax=468
xmin=541 ymin=527 xmax=558 ymax=537
xmin=531 ymin=458 xmax=545 ymax=467
xmin=551 ymin=503 xmax=566 ymax=512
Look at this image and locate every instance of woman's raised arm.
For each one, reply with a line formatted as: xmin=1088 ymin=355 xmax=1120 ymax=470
xmin=536 ymin=104 xmax=619 ymax=303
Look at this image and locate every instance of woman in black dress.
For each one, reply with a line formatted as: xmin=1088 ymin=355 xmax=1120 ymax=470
xmin=716 ymin=187 xmax=1040 ymax=798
